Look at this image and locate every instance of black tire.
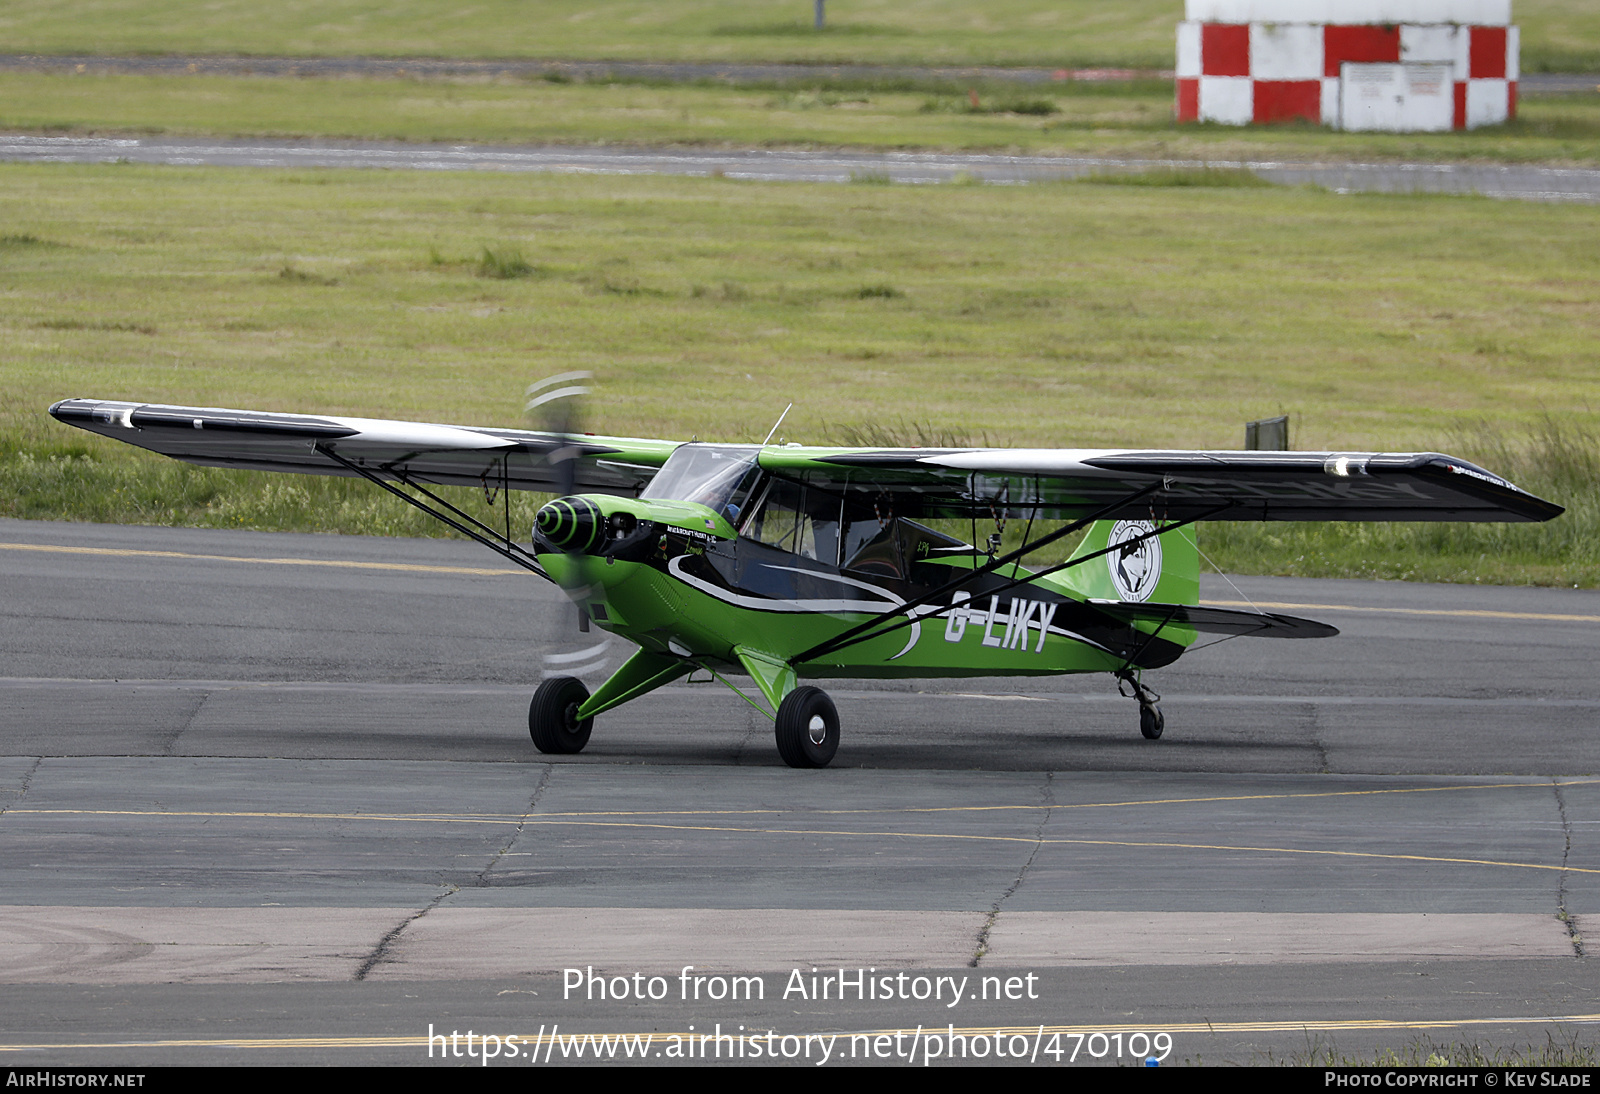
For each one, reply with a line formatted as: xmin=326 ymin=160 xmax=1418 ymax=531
xmin=774 ymin=686 xmax=839 ymax=769
xmin=529 ymin=676 xmax=594 ymax=754
xmin=1139 ymin=703 xmax=1165 ymax=741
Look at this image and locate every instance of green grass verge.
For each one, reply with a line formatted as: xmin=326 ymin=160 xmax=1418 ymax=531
xmin=4 ymin=72 xmax=1599 ymax=166
xmin=0 ymin=1 xmax=1279 ymax=69
xmin=1288 ymin=1031 xmax=1600 ymax=1066
xmin=2 ymin=164 xmax=1596 ymax=584
xmin=2 ymin=1 xmax=1596 ymax=72
xmin=1085 ymin=166 xmax=1276 ymax=188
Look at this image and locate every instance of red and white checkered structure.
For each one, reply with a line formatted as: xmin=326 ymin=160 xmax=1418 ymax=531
xmin=1175 ymin=0 xmax=1518 ymax=130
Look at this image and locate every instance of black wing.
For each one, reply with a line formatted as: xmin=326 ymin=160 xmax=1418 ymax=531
xmin=50 ymin=399 xmax=678 ymax=495
xmin=761 ymin=446 xmax=1562 ymax=523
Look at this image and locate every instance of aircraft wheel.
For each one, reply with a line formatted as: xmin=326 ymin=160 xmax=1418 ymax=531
xmin=1139 ymin=704 xmax=1165 ymax=741
xmin=774 ymin=686 xmax=839 ymax=769
xmin=529 ymin=676 xmax=593 ymax=755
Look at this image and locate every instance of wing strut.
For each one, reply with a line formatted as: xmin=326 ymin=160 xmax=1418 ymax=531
xmin=794 ymin=481 xmax=1178 ymax=664
xmin=315 ymin=443 xmax=548 ymax=579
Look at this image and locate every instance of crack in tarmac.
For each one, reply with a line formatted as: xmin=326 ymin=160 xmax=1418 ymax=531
xmin=1306 ymin=702 xmax=1331 ymax=775
xmin=731 ymin=702 xmax=761 ymax=767
xmin=162 ymin=689 xmax=210 ymax=756
xmin=970 ymin=770 xmax=1054 ymax=968
xmin=353 ymin=766 xmax=553 ymax=979
xmin=352 ymin=887 xmax=458 ymax=982
xmin=0 ymin=758 xmax=43 ymax=819
xmin=1553 ymin=779 xmax=1586 ymax=958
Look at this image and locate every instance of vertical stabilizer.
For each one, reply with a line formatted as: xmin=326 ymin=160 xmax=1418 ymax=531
xmin=1059 ymin=520 xmax=1199 ymax=606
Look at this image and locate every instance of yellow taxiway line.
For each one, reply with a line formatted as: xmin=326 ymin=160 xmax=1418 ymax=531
xmin=11 ymin=777 xmax=1592 ymax=825
xmin=0 ymin=541 xmax=520 ymax=577
xmin=12 ymin=775 xmax=1598 ymax=878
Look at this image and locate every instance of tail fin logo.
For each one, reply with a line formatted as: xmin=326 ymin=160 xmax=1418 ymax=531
xmin=1107 ymin=520 xmax=1162 ymax=602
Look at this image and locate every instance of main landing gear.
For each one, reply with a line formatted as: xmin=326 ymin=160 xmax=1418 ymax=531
xmin=1116 ymin=669 xmax=1164 ymax=741
xmin=530 ymin=674 xmax=846 ymax=768
xmin=774 ymin=686 xmax=840 ymax=769
xmin=530 ymin=669 xmax=844 ymax=768
xmin=529 ymin=676 xmax=594 ymax=754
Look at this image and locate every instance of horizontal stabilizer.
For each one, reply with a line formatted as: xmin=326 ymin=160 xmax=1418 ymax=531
xmin=1087 ymin=600 xmax=1340 ymax=639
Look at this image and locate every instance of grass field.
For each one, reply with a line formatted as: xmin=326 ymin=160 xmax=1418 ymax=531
xmin=4 ymin=72 xmax=1600 ymax=166
xmin=2 ymin=0 xmax=1597 ymax=72
xmin=3 ymin=163 xmax=1595 ymax=584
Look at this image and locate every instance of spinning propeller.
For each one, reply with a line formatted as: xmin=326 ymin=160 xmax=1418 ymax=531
xmin=524 ymin=371 xmax=610 ymax=680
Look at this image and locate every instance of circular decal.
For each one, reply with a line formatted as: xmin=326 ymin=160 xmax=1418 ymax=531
xmin=1106 ymin=520 xmax=1162 ymax=602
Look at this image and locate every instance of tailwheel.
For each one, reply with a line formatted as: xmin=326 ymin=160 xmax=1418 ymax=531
xmin=1116 ymin=669 xmax=1164 ymax=742
xmin=774 ymin=686 xmax=839 ymax=769
xmin=1139 ymin=703 xmax=1165 ymax=740
xmin=529 ymin=676 xmax=593 ymax=754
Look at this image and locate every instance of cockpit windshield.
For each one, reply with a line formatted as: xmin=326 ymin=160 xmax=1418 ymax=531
xmin=641 ymin=444 xmax=764 ymax=522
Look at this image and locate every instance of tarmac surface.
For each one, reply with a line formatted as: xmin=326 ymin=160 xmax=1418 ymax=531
xmin=4 ymin=132 xmax=1598 ymax=203
xmin=2 ymin=517 xmax=1598 ymax=1065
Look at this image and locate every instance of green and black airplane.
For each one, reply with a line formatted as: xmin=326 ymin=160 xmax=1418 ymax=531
xmin=51 ymin=396 xmax=1562 ymax=768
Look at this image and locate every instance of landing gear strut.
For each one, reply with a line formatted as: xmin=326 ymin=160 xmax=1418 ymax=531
xmin=1116 ymin=670 xmax=1164 ymax=741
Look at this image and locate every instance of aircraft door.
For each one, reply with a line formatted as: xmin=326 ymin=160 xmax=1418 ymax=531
xmin=741 ymin=477 xmax=841 ymax=565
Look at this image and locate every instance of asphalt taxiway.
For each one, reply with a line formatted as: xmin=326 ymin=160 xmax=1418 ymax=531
xmin=4 ymin=133 xmax=1598 ymax=203
xmin=2 ymin=518 xmax=1598 ymax=1065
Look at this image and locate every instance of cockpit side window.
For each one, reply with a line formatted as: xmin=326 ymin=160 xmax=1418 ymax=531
xmin=742 ymin=477 xmax=842 ymax=564
xmin=840 ymin=493 xmax=899 ymax=576
xmin=842 ymin=509 xmax=972 ymax=584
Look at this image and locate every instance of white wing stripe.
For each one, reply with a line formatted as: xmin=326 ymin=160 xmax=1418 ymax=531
xmin=323 ymin=416 xmax=515 ymax=450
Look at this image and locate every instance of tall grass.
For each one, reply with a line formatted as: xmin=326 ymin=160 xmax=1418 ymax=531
xmin=1086 ymin=167 xmax=1275 ymax=188
xmin=919 ymin=94 xmax=1060 ymax=116
xmin=1290 ymin=1031 xmax=1600 ymax=1067
xmin=476 ymin=246 xmax=537 ymax=280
